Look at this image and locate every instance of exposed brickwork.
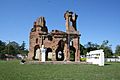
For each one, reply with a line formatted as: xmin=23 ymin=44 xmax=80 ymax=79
xmin=28 ymin=11 xmax=81 ymax=62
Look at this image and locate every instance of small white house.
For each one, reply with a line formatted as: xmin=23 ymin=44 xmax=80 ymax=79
xmin=86 ymin=49 xmax=104 ymax=66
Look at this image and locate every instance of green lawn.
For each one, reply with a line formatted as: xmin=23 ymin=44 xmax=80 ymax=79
xmin=0 ymin=60 xmax=120 ymax=80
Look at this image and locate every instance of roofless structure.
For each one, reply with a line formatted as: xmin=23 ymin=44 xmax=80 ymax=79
xmin=28 ymin=11 xmax=81 ymax=62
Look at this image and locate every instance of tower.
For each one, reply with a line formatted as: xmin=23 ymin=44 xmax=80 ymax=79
xmin=64 ymin=11 xmax=80 ymax=62
xmin=28 ymin=17 xmax=48 ymax=60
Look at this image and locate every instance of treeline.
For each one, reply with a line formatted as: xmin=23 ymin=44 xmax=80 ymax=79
xmin=0 ymin=40 xmax=120 ymax=59
xmin=80 ymin=40 xmax=120 ymax=58
xmin=0 ymin=40 xmax=28 ymax=59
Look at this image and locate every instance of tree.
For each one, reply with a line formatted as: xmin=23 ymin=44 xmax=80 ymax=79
xmin=7 ymin=41 xmax=20 ymax=55
xmin=7 ymin=41 xmax=19 ymax=50
xmin=103 ymin=46 xmax=113 ymax=58
xmin=80 ymin=44 xmax=87 ymax=55
xmin=19 ymin=41 xmax=28 ymax=55
xmin=83 ymin=40 xmax=113 ymax=58
xmin=8 ymin=45 xmax=16 ymax=55
xmin=84 ymin=42 xmax=99 ymax=52
xmin=0 ymin=40 xmax=28 ymax=59
xmin=19 ymin=41 xmax=25 ymax=50
xmin=0 ymin=40 xmax=6 ymax=54
xmin=115 ymin=45 xmax=120 ymax=56
xmin=0 ymin=40 xmax=7 ymax=59
xmin=100 ymin=40 xmax=113 ymax=58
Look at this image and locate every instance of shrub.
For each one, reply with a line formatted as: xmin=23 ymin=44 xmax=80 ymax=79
xmin=80 ymin=58 xmax=86 ymax=61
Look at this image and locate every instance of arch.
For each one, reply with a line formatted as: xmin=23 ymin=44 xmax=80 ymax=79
xmin=70 ymin=46 xmax=76 ymax=61
xmin=56 ymin=40 xmax=65 ymax=61
xmin=46 ymin=48 xmax=52 ymax=61
xmin=36 ymin=38 xmax=38 ymax=44
xmin=33 ymin=45 xmax=40 ymax=60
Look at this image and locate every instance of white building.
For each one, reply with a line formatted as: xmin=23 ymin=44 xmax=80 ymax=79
xmin=86 ymin=49 xmax=104 ymax=66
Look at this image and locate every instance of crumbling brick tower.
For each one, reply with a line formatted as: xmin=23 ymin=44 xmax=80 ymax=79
xmin=64 ymin=11 xmax=80 ymax=62
xmin=28 ymin=17 xmax=48 ymax=60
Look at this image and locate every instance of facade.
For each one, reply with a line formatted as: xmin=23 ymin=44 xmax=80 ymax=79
xmin=28 ymin=11 xmax=81 ymax=62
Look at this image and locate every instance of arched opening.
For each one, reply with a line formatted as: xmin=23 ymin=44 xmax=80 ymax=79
xmin=33 ymin=45 xmax=40 ymax=60
xmin=46 ymin=48 xmax=52 ymax=61
xmin=70 ymin=46 xmax=76 ymax=61
xmin=56 ymin=40 xmax=65 ymax=61
xmin=36 ymin=38 xmax=38 ymax=44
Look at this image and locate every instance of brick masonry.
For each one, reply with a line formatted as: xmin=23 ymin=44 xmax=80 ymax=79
xmin=28 ymin=11 xmax=81 ymax=62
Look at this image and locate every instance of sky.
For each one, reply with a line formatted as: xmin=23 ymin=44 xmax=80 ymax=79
xmin=0 ymin=0 xmax=120 ymax=52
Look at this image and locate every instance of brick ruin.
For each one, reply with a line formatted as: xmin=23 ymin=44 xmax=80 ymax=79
xmin=28 ymin=11 xmax=81 ymax=62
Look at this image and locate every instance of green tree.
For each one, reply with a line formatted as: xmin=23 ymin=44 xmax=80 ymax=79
xmin=0 ymin=40 xmax=28 ymax=59
xmin=115 ymin=45 xmax=120 ymax=56
xmin=7 ymin=41 xmax=20 ymax=55
xmin=8 ymin=45 xmax=16 ymax=55
xmin=80 ymin=44 xmax=87 ymax=55
xmin=0 ymin=40 xmax=7 ymax=59
xmin=0 ymin=40 xmax=6 ymax=53
xmin=19 ymin=41 xmax=28 ymax=55
xmin=100 ymin=40 xmax=113 ymax=58
xmin=19 ymin=41 xmax=25 ymax=50
xmin=7 ymin=41 xmax=19 ymax=50
xmin=84 ymin=42 xmax=99 ymax=52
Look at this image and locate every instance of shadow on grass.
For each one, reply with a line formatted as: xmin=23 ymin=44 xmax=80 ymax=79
xmin=105 ymin=63 xmax=111 ymax=66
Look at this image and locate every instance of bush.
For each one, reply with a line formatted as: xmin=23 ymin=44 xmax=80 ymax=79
xmin=80 ymin=58 xmax=86 ymax=61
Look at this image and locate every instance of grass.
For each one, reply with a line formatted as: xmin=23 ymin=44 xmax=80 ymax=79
xmin=0 ymin=60 xmax=120 ymax=80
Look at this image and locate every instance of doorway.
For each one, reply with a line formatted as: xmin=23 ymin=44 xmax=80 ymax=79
xmin=33 ymin=45 xmax=40 ymax=60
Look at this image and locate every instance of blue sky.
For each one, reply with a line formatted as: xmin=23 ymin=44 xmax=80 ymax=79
xmin=0 ymin=0 xmax=120 ymax=52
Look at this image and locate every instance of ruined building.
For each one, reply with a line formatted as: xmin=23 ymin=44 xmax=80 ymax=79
xmin=28 ymin=11 xmax=80 ymax=62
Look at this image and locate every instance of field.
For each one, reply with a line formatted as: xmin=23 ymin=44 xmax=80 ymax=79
xmin=0 ymin=60 xmax=120 ymax=80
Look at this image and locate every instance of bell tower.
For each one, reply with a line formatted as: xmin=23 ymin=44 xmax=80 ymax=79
xmin=64 ymin=11 xmax=80 ymax=62
xmin=64 ymin=11 xmax=78 ymax=31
